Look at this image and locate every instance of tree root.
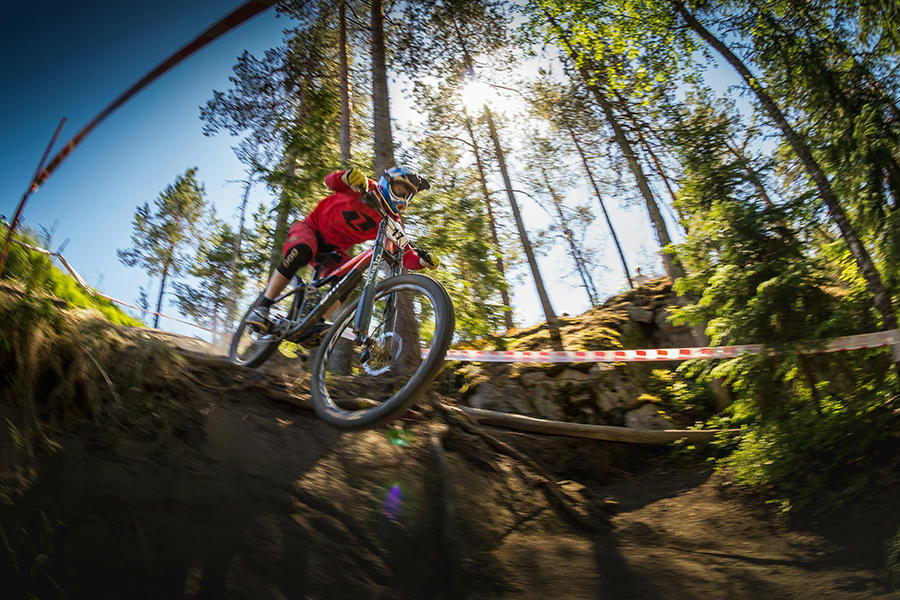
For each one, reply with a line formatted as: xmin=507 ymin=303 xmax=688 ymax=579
xmin=429 ymin=425 xmax=465 ymax=599
xmin=433 ymin=401 xmax=611 ymax=533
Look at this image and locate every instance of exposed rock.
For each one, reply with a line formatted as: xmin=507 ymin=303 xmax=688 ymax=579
xmin=554 ymin=368 xmax=594 ymax=384
xmin=627 ymin=306 xmax=655 ymax=323
xmin=653 ymin=301 xmax=698 ymax=348
xmin=587 ymin=363 xmax=614 ymax=377
xmin=597 ymin=391 xmax=629 ymax=413
xmin=624 ymin=404 xmax=675 ymax=430
xmin=453 ymin=278 xmax=703 ymax=430
xmin=527 ymin=386 xmax=566 ymax=421
xmin=654 ymin=302 xmax=681 ymax=331
xmin=520 ymin=371 xmax=550 ymax=387
xmin=468 ymin=382 xmax=532 ymax=414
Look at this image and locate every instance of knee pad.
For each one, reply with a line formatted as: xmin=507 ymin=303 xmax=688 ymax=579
xmin=276 ymin=243 xmax=313 ymax=279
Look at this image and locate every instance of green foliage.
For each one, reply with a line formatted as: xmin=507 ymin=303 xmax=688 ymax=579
xmin=650 ymin=368 xmax=716 ymax=419
xmin=522 ymin=0 xmax=699 ymax=99
xmin=201 ymin=13 xmax=343 ymax=266
xmin=665 ymin=91 xmax=889 ymax=414
xmin=400 ymin=81 xmax=514 ymax=340
xmin=720 ymin=0 xmax=900 ymax=305
xmin=402 ymin=149 xmax=510 ymax=340
xmin=117 ymin=168 xmax=208 ymax=326
xmin=172 ymin=214 xmax=245 ymax=345
xmin=1 ymin=228 xmax=139 ymax=326
xmin=717 ymin=389 xmax=900 ymax=518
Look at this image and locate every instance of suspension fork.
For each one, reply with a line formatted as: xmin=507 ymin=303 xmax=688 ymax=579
xmin=353 ymin=220 xmax=389 ymax=344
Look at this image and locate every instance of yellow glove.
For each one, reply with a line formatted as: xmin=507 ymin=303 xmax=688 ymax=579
xmin=342 ymin=168 xmax=367 ymax=192
xmin=420 ymin=253 xmax=439 ymax=270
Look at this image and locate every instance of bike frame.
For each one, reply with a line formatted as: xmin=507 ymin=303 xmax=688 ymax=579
xmin=273 ymin=209 xmax=405 ymax=346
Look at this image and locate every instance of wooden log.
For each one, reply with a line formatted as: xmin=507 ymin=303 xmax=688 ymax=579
xmin=458 ymin=406 xmax=742 ymax=445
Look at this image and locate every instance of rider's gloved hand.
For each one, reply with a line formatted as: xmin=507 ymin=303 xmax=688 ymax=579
xmin=342 ymin=168 xmax=367 ymax=192
xmin=419 ymin=253 xmax=439 ymax=270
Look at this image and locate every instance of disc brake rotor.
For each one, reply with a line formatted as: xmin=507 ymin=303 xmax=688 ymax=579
xmin=361 ymin=332 xmax=402 ymax=376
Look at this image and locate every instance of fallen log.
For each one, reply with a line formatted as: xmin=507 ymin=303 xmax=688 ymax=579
xmin=458 ymin=406 xmax=743 ymax=445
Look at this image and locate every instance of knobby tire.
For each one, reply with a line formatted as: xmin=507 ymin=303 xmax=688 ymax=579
xmin=310 ymin=274 xmax=455 ymax=429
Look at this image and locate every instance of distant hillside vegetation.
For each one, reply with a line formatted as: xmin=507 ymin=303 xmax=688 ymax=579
xmin=0 ymin=226 xmax=140 ymax=326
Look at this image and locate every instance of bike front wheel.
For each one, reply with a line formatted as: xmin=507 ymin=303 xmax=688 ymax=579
xmin=310 ymin=274 xmax=455 ymax=429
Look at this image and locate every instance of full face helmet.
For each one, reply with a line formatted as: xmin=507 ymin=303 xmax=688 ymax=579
xmin=377 ymin=166 xmax=430 ymax=216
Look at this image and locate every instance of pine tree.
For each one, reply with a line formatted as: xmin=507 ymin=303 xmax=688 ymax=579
xmin=526 ymin=76 xmax=635 ymax=288
xmin=117 ymin=168 xmax=208 ymax=329
xmin=523 ymin=134 xmax=600 ymax=306
xmin=201 ymin=17 xmax=342 ymax=270
xmin=173 ymin=216 xmax=245 ymax=348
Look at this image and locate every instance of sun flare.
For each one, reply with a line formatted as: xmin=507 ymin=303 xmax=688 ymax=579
xmin=459 ymin=76 xmax=499 ymax=113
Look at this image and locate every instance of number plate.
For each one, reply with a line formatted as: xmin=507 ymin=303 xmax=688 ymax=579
xmin=385 ymin=218 xmax=409 ymax=248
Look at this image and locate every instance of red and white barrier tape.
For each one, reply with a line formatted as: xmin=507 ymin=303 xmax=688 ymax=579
xmin=437 ymin=330 xmax=900 ymax=363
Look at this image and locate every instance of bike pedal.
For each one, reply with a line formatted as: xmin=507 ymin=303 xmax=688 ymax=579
xmin=297 ymin=322 xmax=331 ymax=348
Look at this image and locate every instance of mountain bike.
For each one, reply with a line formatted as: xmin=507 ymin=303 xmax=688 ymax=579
xmin=229 ymin=190 xmax=456 ymax=430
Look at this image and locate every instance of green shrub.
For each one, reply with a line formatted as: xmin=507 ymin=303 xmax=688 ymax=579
xmin=650 ymin=367 xmax=717 ymax=421
xmin=716 ymin=387 xmax=900 ymax=518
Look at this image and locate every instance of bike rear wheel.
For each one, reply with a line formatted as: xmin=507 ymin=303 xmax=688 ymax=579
xmin=310 ymin=274 xmax=455 ymax=429
xmin=229 ymin=290 xmax=302 ymax=368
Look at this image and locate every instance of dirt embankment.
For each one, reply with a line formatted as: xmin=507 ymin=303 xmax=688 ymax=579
xmin=1 ymin=288 xmax=899 ymax=599
xmin=1 ymin=349 xmax=897 ymax=599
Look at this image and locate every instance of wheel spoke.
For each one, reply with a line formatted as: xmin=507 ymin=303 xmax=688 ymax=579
xmin=310 ymin=274 xmax=455 ymax=429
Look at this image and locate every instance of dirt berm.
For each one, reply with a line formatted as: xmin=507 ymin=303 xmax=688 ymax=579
xmin=1 ymin=288 xmax=899 ymax=599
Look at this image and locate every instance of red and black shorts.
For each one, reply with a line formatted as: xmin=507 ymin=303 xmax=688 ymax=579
xmin=280 ymin=220 xmax=350 ymax=279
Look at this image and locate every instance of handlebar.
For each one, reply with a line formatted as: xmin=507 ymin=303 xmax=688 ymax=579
xmin=362 ymin=189 xmax=388 ymax=217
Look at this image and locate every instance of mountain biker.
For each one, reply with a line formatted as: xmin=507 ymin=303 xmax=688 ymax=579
xmin=246 ymin=166 xmax=438 ymax=339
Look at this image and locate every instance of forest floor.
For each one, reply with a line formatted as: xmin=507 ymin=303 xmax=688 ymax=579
xmin=2 ymin=325 xmax=900 ymax=599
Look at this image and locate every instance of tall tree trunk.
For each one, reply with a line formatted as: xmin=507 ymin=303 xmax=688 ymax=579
xmin=270 ymin=159 xmax=297 ymax=271
xmin=339 ymin=0 xmax=352 ymax=165
xmin=463 ymin=112 xmax=515 ymax=330
xmin=584 ymin=79 xmax=679 ymax=280
xmin=371 ymin=0 xmax=394 ymax=175
xmin=449 ymin=14 xmax=516 ymax=329
xmin=485 ymin=106 xmax=561 ymax=342
xmin=329 ymin=1 xmax=356 ymax=373
xmin=675 ymin=1 xmax=900 ymax=367
xmin=154 ymin=260 xmax=172 ymax=329
xmin=564 ymin=122 xmax=634 ymax=288
xmin=370 ymin=0 xmax=420 ymax=371
xmin=538 ymin=163 xmax=599 ymax=305
xmin=543 ymin=11 xmax=682 ymax=282
xmin=269 ymin=93 xmax=310 ymax=270
xmin=227 ymin=178 xmax=252 ymax=334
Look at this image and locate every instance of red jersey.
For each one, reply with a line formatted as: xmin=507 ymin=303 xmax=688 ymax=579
xmin=299 ymin=171 xmax=424 ymax=271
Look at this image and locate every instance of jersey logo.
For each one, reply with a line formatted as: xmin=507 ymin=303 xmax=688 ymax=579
xmin=342 ymin=210 xmax=377 ymax=233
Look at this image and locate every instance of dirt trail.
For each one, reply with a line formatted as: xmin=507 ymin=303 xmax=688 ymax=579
xmin=2 ymin=332 xmax=899 ymax=599
xmin=598 ymin=466 xmax=899 ymax=599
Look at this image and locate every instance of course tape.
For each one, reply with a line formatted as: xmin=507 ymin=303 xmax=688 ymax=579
xmin=439 ymin=330 xmax=900 ymax=363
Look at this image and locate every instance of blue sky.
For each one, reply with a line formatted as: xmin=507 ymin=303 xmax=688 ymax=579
xmin=0 ymin=0 xmax=286 ymax=336
xmin=0 ymin=0 xmax=670 ymax=342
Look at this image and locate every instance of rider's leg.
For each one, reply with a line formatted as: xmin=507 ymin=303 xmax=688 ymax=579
xmin=247 ymin=242 xmax=313 ymax=332
xmin=261 ymin=243 xmax=313 ymax=305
